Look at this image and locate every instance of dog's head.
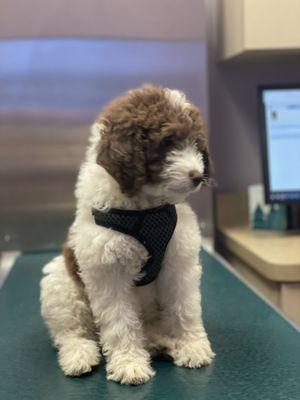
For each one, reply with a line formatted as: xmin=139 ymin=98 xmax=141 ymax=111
xmin=94 ymin=85 xmax=212 ymax=200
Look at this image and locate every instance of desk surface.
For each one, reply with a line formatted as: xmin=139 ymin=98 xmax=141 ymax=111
xmin=0 ymin=250 xmax=299 ymax=400
xmin=218 ymin=225 xmax=300 ymax=281
xmin=216 ymin=192 xmax=300 ymax=282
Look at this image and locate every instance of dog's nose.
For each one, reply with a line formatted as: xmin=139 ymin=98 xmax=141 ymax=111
xmin=189 ymin=170 xmax=203 ymax=187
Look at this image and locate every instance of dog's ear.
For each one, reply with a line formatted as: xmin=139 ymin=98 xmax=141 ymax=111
xmin=96 ymin=120 xmax=147 ymax=196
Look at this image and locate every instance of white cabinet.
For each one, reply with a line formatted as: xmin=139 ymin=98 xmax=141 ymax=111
xmin=221 ymin=0 xmax=300 ymax=60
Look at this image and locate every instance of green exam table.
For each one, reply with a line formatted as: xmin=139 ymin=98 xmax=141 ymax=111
xmin=0 ymin=249 xmax=299 ymax=400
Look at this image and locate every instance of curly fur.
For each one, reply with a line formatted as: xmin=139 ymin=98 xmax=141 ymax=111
xmin=40 ymin=84 xmax=215 ymax=385
xmin=96 ymin=84 xmax=211 ymax=196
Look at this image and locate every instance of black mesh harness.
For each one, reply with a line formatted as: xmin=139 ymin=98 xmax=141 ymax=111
xmin=92 ymin=204 xmax=177 ymax=286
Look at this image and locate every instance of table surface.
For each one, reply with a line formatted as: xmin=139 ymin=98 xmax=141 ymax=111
xmin=0 ymin=249 xmax=299 ymax=400
xmin=218 ymin=225 xmax=300 ymax=281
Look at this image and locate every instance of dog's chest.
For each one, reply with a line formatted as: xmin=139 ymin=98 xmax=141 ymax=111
xmin=92 ymin=204 xmax=177 ymax=286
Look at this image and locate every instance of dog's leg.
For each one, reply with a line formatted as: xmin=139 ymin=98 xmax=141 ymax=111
xmin=135 ymin=284 xmax=164 ymax=357
xmin=156 ymin=204 xmax=215 ymax=368
xmin=40 ymin=256 xmax=101 ymax=376
xmin=82 ymin=265 xmax=155 ymax=385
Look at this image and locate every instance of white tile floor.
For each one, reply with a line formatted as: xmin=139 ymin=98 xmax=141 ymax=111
xmin=0 ymin=251 xmax=20 ymax=288
xmin=202 ymin=237 xmax=214 ymax=252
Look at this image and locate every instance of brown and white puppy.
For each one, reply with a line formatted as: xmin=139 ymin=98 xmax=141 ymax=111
xmin=40 ymin=85 xmax=214 ymax=385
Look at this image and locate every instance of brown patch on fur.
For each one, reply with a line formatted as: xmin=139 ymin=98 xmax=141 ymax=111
xmin=62 ymin=244 xmax=84 ymax=288
xmin=96 ymin=84 xmax=211 ymax=196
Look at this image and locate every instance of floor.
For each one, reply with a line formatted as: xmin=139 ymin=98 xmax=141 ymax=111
xmin=0 ymin=248 xmax=299 ymax=400
xmin=0 ymin=251 xmax=20 ymax=288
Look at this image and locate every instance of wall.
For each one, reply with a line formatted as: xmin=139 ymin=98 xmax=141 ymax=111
xmin=206 ymin=0 xmax=300 ymax=193
xmin=0 ymin=0 xmax=205 ymax=40
xmin=0 ymin=38 xmax=212 ymax=250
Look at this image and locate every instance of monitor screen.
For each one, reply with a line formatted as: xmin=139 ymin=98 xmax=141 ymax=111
xmin=260 ymin=86 xmax=300 ymax=203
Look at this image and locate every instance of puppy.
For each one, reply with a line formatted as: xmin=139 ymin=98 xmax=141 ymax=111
xmin=40 ymin=84 xmax=215 ymax=385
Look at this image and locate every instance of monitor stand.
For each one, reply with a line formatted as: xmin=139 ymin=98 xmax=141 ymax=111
xmin=287 ymin=204 xmax=300 ymax=230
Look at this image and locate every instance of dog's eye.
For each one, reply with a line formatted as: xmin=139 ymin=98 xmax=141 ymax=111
xmin=160 ymin=137 xmax=173 ymax=148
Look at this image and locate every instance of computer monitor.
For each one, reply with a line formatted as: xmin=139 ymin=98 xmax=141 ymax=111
xmin=259 ymin=85 xmax=300 ymax=204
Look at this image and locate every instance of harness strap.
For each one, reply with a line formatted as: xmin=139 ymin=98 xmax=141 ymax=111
xmin=92 ymin=204 xmax=177 ymax=286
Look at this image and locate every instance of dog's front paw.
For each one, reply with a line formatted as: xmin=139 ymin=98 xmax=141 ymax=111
xmin=169 ymin=337 xmax=215 ymax=368
xmin=102 ymin=235 xmax=149 ymax=275
xmin=58 ymin=337 xmax=101 ymax=376
xmin=106 ymin=350 xmax=155 ymax=385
